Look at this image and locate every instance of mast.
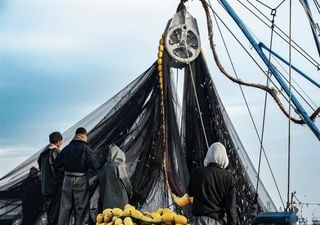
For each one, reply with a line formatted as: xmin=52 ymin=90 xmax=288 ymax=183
xmin=218 ymin=0 xmax=320 ymax=140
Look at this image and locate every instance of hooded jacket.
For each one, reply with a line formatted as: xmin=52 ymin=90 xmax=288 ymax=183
xmin=188 ymin=142 xmax=238 ymax=225
xmin=98 ymin=144 xmax=132 ymax=209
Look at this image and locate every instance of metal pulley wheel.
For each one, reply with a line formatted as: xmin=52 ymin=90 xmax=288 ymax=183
xmin=165 ymin=11 xmax=201 ymax=65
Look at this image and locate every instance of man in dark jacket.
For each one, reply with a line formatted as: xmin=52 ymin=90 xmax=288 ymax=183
xmin=98 ymin=144 xmax=132 ymax=209
xmin=173 ymin=142 xmax=238 ymax=225
xmin=55 ymin=127 xmax=96 ymax=225
xmin=189 ymin=142 xmax=238 ymax=225
xmin=38 ymin=131 xmax=63 ymax=225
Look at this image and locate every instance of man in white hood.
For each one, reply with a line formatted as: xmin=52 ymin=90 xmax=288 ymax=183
xmin=174 ymin=142 xmax=238 ymax=225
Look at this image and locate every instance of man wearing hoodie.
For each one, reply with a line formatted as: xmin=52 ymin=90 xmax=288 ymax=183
xmin=38 ymin=131 xmax=63 ymax=225
xmin=55 ymin=127 xmax=96 ymax=225
xmin=173 ymin=142 xmax=238 ymax=225
xmin=98 ymin=144 xmax=132 ymax=210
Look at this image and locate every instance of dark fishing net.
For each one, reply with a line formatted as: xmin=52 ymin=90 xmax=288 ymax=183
xmin=0 ymin=50 xmax=275 ymax=225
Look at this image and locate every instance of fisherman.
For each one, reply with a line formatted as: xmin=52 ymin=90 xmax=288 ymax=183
xmin=55 ymin=127 xmax=96 ymax=225
xmin=37 ymin=131 xmax=63 ymax=225
xmin=98 ymin=144 xmax=132 ymax=209
xmin=173 ymin=142 xmax=238 ymax=225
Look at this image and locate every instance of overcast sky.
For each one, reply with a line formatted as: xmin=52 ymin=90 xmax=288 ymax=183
xmin=0 ymin=0 xmax=319 ymax=220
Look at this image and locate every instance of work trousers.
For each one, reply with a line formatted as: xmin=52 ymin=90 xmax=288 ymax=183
xmin=58 ymin=175 xmax=89 ymax=225
xmin=191 ymin=216 xmax=225 ymax=225
xmin=45 ymin=194 xmax=61 ymax=225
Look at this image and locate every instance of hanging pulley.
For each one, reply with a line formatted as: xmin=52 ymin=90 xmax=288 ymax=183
xmin=164 ymin=9 xmax=201 ymax=67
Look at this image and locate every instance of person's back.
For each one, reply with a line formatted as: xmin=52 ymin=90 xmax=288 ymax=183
xmin=188 ymin=142 xmax=238 ymax=225
xmin=189 ymin=163 xmax=236 ymax=221
xmin=55 ymin=127 xmax=96 ymax=225
xmin=37 ymin=131 xmax=63 ymax=225
xmin=58 ymin=139 xmax=94 ymax=174
xmin=98 ymin=144 xmax=132 ymax=210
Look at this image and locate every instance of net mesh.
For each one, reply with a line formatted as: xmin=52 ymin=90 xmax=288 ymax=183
xmin=0 ymin=52 xmax=276 ymax=225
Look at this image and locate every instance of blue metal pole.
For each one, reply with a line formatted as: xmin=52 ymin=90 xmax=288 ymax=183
xmin=218 ymin=0 xmax=320 ymax=140
xmin=302 ymin=0 xmax=320 ymax=59
xmin=259 ymin=42 xmax=320 ymax=89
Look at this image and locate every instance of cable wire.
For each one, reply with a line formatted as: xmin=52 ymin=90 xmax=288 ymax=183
xmin=185 ymin=50 xmax=210 ymax=150
xmin=286 ymin=0 xmax=293 ymax=211
xmin=204 ymin=1 xmax=306 ymax=124
xmin=209 ymin=0 xmax=286 ymax=208
xmin=256 ymin=6 xmax=277 ymax=201
xmin=242 ymin=0 xmax=320 ymax=69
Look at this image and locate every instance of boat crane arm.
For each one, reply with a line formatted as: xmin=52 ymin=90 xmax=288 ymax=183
xmin=300 ymin=0 xmax=320 ymax=59
xmin=209 ymin=0 xmax=320 ymax=140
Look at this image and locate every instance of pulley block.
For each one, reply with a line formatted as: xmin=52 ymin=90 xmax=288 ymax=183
xmin=165 ymin=10 xmax=201 ymax=66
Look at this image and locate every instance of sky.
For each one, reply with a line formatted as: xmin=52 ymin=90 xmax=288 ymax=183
xmin=0 ymin=0 xmax=320 ymax=221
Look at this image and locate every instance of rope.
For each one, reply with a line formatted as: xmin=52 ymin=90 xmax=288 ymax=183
xmin=200 ymin=0 xmax=313 ymax=124
xmin=256 ymin=6 xmax=277 ymax=201
xmin=254 ymin=0 xmax=286 ymax=11
xmin=185 ymin=51 xmax=210 ymax=150
xmin=176 ymin=0 xmax=210 ymax=149
xmin=157 ymin=35 xmax=174 ymax=200
xmin=286 ymin=0 xmax=293 ymax=211
xmin=244 ymin=0 xmax=320 ymax=69
xmin=206 ymin=4 xmax=290 ymax=103
xmin=313 ymin=0 xmax=320 ymax=14
xmin=211 ymin=5 xmax=286 ymax=209
xmin=271 ymin=56 xmax=319 ymax=111
xmin=300 ymin=0 xmax=319 ymax=34
xmin=211 ymin=0 xmax=318 ymax=114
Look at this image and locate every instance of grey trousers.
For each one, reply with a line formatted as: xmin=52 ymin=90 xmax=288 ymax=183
xmin=191 ymin=216 xmax=225 ymax=225
xmin=58 ymin=175 xmax=89 ymax=225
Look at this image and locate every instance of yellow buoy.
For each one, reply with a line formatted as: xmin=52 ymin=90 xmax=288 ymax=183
xmin=114 ymin=218 xmax=123 ymax=225
xmin=174 ymin=215 xmax=188 ymax=224
xmin=124 ymin=204 xmax=135 ymax=209
xmin=131 ymin=209 xmax=144 ymax=220
xmin=161 ymin=212 xmax=175 ymax=222
xmin=158 ymin=45 xmax=164 ymax=52
xmin=162 ymin=208 xmax=172 ymax=214
xmin=112 ymin=208 xmax=123 ymax=217
xmin=103 ymin=209 xmax=113 ymax=217
xmin=123 ymin=207 xmax=133 ymax=217
xmin=124 ymin=217 xmax=134 ymax=225
xmin=96 ymin=213 xmax=104 ymax=223
xmin=155 ymin=208 xmax=163 ymax=215
xmin=158 ymin=64 xmax=163 ymax=72
xmin=103 ymin=214 xmax=112 ymax=223
xmin=151 ymin=212 xmax=162 ymax=223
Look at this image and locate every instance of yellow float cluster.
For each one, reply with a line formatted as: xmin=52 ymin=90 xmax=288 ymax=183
xmin=158 ymin=37 xmax=164 ymax=93
xmin=95 ymin=204 xmax=188 ymax=225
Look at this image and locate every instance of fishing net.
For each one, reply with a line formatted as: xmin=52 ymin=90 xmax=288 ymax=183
xmin=0 ymin=50 xmax=276 ymax=225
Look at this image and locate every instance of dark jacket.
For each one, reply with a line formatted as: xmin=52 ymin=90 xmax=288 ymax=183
xmin=37 ymin=144 xmax=62 ymax=195
xmin=55 ymin=139 xmax=96 ymax=174
xmin=188 ymin=163 xmax=238 ymax=225
xmin=98 ymin=145 xmax=132 ymax=209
